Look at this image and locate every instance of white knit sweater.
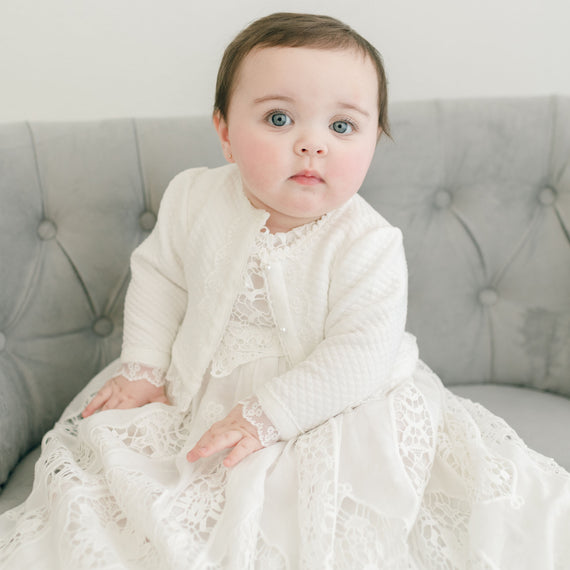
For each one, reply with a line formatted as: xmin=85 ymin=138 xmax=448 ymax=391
xmin=121 ymin=164 xmax=419 ymax=439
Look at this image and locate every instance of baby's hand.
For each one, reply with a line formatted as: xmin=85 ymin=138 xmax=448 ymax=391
xmin=187 ymin=404 xmax=263 ymax=468
xmin=82 ymin=375 xmax=170 ymax=418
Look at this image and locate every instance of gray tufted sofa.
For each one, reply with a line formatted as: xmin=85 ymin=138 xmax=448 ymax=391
xmin=1 ymin=97 xmax=569 ymax=514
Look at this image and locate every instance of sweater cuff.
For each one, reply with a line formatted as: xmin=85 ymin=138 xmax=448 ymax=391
xmin=255 ymin=384 xmax=302 ymax=440
xmin=120 ymin=347 xmax=172 ymax=371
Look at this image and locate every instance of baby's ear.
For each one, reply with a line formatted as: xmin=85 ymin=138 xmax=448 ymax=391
xmin=213 ymin=112 xmax=234 ymax=163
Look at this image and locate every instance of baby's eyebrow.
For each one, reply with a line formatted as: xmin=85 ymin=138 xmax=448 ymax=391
xmin=337 ymin=102 xmax=370 ymax=118
xmin=254 ymin=95 xmax=295 ymax=105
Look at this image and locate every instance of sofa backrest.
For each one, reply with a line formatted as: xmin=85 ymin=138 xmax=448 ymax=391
xmin=362 ymin=97 xmax=569 ymax=396
xmin=0 ymin=97 xmax=569 ymax=483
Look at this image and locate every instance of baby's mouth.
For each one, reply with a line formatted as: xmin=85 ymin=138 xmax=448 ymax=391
xmin=289 ymin=170 xmax=324 ymax=186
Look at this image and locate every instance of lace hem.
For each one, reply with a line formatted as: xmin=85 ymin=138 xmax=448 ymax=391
xmin=117 ymin=362 xmax=166 ymax=387
xmin=240 ymin=397 xmax=280 ymax=447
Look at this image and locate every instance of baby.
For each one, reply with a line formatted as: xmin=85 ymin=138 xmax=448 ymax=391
xmin=2 ymin=12 xmax=569 ymax=570
xmin=82 ymin=13 xmax=405 ymax=471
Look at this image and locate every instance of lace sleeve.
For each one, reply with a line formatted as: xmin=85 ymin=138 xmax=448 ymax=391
xmin=116 ymin=362 xmax=167 ymax=387
xmin=240 ymin=397 xmax=280 ymax=447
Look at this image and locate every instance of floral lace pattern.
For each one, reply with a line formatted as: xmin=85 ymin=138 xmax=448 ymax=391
xmin=295 ymin=419 xmax=338 ymax=569
xmin=157 ymin=456 xmax=229 ymax=566
xmin=334 ymin=495 xmax=409 ymax=569
xmin=211 ymin=221 xmax=331 ymax=381
xmin=255 ymin=532 xmax=287 ymax=570
xmin=391 ymin=380 xmax=435 ymax=496
xmin=436 ymin=390 xmax=523 ymax=507
xmin=117 ymin=361 xmax=166 ymax=387
xmin=240 ymin=397 xmax=280 ymax=446
xmin=410 ymin=491 xmax=472 ymax=569
xmin=209 ymin=248 xmax=283 ymax=377
xmin=256 ymin=217 xmax=331 ymax=258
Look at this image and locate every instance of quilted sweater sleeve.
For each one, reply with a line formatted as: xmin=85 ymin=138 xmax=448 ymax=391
xmin=120 ymin=172 xmax=194 ymax=370
xmin=254 ymin=226 xmax=409 ymax=440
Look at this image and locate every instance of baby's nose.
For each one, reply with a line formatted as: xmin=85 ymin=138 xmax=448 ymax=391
xmin=294 ymin=139 xmax=328 ymax=157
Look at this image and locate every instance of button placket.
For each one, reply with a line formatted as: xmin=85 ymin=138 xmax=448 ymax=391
xmin=263 ymin=260 xmax=305 ymax=364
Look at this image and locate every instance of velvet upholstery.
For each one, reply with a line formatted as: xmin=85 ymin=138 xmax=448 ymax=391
xmin=1 ymin=97 xmax=569 ymax=512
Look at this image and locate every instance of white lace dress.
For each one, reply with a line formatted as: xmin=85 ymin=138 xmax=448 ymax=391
xmin=1 ymin=225 xmax=570 ymax=569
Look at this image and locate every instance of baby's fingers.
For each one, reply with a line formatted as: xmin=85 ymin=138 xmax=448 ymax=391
xmin=187 ymin=429 xmax=242 ymax=463
xmin=82 ymin=385 xmax=112 ymax=418
xmin=101 ymin=393 xmax=126 ymax=412
xmin=223 ymin=436 xmax=261 ymax=468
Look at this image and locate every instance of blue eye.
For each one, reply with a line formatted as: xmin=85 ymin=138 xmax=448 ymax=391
xmin=269 ymin=112 xmax=291 ymax=127
xmin=331 ymin=121 xmax=353 ymax=134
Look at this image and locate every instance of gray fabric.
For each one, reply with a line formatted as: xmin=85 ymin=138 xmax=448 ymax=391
xmin=0 ymin=99 xmax=569 ymax=490
xmin=0 ymin=447 xmax=40 ymax=514
xmin=361 ymin=97 xmax=570 ymax=393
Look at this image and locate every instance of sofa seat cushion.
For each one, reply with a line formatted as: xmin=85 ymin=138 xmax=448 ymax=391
xmin=0 ymin=445 xmax=41 ymax=515
xmin=451 ymin=384 xmax=570 ymax=471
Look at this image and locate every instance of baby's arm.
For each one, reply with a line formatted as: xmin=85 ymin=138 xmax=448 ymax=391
xmin=120 ymin=176 xmax=190 ymax=371
xmin=255 ymin=225 xmax=414 ymax=440
xmin=84 ymin=172 xmax=200 ymax=417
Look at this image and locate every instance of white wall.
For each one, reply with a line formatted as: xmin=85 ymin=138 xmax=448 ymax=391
xmin=1 ymin=0 xmax=568 ymax=122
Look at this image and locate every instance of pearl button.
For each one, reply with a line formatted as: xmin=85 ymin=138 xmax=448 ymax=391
xmin=0 ymin=332 xmax=6 ymax=351
xmin=538 ymin=187 xmax=556 ymax=206
xmin=434 ymin=190 xmax=452 ymax=209
xmin=479 ymin=288 xmax=499 ymax=306
xmin=265 ymin=264 xmax=272 ymax=271
xmin=139 ymin=211 xmax=157 ymax=231
xmin=93 ymin=317 xmax=114 ymax=337
xmin=280 ymin=327 xmax=287 ymax=333
xmin=37 ymin=219 xmax=57 ymax=240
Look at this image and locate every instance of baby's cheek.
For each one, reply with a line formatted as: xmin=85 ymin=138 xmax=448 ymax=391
xmin=330 ymin=151 xmax=372 ymax=189
xmin=239 ymin=141 xmax=283 ymax=185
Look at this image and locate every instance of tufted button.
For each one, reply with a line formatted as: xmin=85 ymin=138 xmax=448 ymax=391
xmin=538 ymin=187 xmax=557 ymax=206
xmin=0 ymin=332 xmax=6 ymax=351
xmin=93 ymin=317 xmax=114 ymax=337
xmin=433 ymin=190 xmax=452 ymax=209
xmin=139 ymin=210 xmax=157 ymax=231
xmin=37 ymin=219 xmax=57 ymax=240
xmin=478 ymin=288 xmax=499 ymax=307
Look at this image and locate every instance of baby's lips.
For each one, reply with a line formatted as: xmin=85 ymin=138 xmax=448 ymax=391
xmin=289 ymin=170 xmax=325 ymax=185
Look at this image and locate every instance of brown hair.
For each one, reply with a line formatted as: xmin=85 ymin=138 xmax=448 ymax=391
xmin=214 ymin=12 xmax=390 ymax=136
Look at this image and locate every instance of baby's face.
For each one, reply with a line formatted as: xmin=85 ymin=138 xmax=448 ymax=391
xmin=215 ymin=46 xmax=381 ymax=233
